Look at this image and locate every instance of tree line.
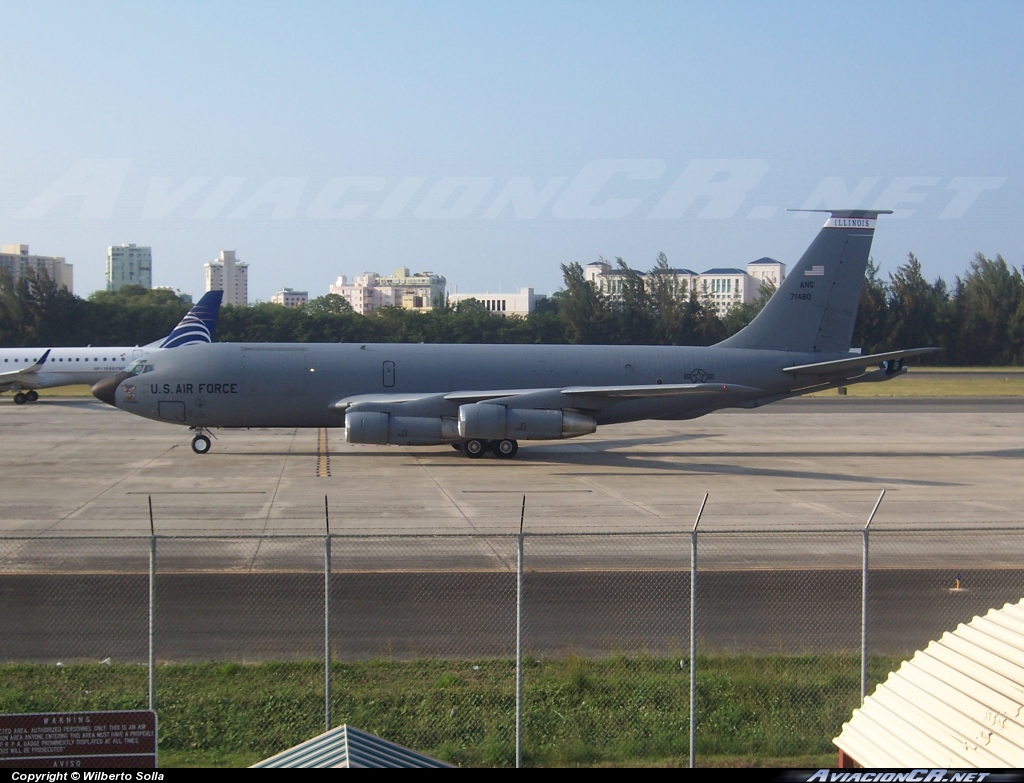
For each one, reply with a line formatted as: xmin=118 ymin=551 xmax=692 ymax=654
xmin=1 ymin=250 xmax=1022 ymax=365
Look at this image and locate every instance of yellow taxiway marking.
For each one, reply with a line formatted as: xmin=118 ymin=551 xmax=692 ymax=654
xmin=317 ymin=427 xmax=331 ymax=478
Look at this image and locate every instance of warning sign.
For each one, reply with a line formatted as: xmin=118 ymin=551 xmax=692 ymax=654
xmin=0 ymin=711 xmax=156 ymax=768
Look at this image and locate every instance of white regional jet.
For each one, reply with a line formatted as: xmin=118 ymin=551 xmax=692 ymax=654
xmin=1 ymin=290 xmax=223 ymax=404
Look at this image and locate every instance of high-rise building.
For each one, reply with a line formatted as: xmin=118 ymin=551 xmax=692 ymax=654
xmin=0 ymin=244 xmax=74 ymax=292
xmin=205 ymin=250 xmax=248 ymax=306
xmin=106 ymin=244 xmax=152 ymax=291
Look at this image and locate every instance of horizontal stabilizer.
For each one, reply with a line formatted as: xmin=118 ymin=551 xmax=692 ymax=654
xmin=783 ymin=347 xmax=942 ymax=376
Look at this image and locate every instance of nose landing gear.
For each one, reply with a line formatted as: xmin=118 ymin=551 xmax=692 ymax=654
xmin=189 ymin=427 xmax=215 ymax=454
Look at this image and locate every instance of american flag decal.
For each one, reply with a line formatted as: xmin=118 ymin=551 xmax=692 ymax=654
xmin=804 ymin=265 xmax=825 ymax=276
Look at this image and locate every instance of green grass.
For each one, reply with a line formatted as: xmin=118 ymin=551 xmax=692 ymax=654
xmin=35 ymin=384 xmax=94 ymax=397
xmin=808 ymin=372 xmax=1024 ymax=397
xmin=0 ymin=655 xmax=902 ymax=767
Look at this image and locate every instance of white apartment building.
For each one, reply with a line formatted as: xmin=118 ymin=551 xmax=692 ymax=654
xmin=271 ymin=288 xmax=308 ymax=308
xmin=106 ymin=244 xmax=152 ymax=291
xmin=205 ymin=250 xmax=248 ymax=306
xmin=0 ymin=244 xmax=74 ymax=292
xmin=330 ymin=267 xmax=446 ymax=315
xmin=585 ymin=258 xmax=786 ymax=318
xmin=447 ymin=288 xmax=545 ymax=317
xmin=585 ymin=261 xmax=699 ymax=299
xmin=746 ymin=257 xmax=786 ymax=288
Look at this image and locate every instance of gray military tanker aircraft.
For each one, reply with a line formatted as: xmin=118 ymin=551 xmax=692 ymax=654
xmin=93 ymin=210 xmax=938 ymax=457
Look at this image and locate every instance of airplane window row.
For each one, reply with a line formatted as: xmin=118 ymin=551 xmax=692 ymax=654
xmin=4 ymin=357 xmax=112 ymax=362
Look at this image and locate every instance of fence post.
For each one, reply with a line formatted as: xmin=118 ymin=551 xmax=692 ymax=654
xmin=148 ymin=496 xmax=156 ymax=712
xmin=862 ymin=489 xmax=885 ymax=704
xmin=690 ymin=492 xmax=707 ymax=769
xmin=325 ymin=495 xmax=332 ymax=733
xmin=516 ymin=495 xmax=525 ymax=769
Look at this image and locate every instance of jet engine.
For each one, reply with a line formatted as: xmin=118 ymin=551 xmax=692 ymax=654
xmin=457 ymin=403 xmax=596 ymax=441
xmin=345 ymin=411 xmax=459 ymax=446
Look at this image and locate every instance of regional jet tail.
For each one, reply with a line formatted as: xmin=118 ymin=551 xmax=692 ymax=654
xmin=1 ymin=290 xmax=224 ymax=404
xmin=93 ymin=212 xmax=939 ymax=458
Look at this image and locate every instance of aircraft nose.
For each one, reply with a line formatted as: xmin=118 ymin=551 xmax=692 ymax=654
xmin=92 ymin=372 xmax=132 ymax=406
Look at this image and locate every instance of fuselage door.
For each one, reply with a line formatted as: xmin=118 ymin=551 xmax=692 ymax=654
xmin=383 ymin=360 xmax=395 ymax=388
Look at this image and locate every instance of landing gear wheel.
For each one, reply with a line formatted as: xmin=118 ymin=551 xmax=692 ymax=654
xmin=452 ymin=442 xmax=463 ymax=451
xmin=492 ymin=439 xmax=519 ymax=459
xmin=463 ymin=439 xmax=486 ymax=458
xmin=25 ymin=391 xmax=38 ymax=402
xmin=13 ymin=392 xmax=27 ymax=405
xmin=191 ymin=434 xmax=212 ymax=454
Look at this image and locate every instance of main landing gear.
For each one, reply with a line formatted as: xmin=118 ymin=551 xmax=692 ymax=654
xmin=189 ymin=426 xmax=215 ymax=454
xmin=12 ymin=391 xmax=39 ymax=405
xmin=455 ymin=438 xmax=519 ymax=459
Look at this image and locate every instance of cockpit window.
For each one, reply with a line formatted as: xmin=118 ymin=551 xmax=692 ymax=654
xmin=125 ymin=359 xmax=153 ymax=376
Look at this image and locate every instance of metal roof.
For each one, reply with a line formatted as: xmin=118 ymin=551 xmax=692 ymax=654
xmin=835 ymin=599 xmax=1024 ymax=767
xmin=701 ymin=267 xmax=745 ymax=275
xmin=252 ymin=724 xmax=454 ymax=768
xmin=747 ymin=257 xmax=781 ymax=265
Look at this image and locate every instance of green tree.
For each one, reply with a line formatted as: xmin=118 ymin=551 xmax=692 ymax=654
xmin=304 ymin=293 xmax=352 ymax=315
xmin=88 ymin=285 xmax=185 ymax=307
xmin=646 ymin=253 xmax=690 ymax=344
xmin=953 ymin=253 xmax=1024 ymax=365
xmin=851 ymin=259 xmax=891 ymax=354
xmin=886 ymin=253 xmax=949 ymax=360
xmin=612 ymin=258 xmax=654 ymax=344
xmin=556 ymin=262 xmax=615 ymax=344
xmin=723 ymin=279 xmax=776 ymax=336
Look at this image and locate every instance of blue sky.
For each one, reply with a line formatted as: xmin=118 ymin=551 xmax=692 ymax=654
xmin=1 ymin=0 xmax=1021 ymax=301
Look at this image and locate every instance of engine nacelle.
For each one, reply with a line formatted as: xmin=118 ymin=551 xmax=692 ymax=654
xmin=457 ymin=404 xmax=596 ymax=441
xmin=345 ymin=411 xmax=458 ymax=445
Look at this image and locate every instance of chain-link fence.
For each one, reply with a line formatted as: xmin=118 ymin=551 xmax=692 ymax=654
xmin=2 ymin=522 xmax=1023 ymax=767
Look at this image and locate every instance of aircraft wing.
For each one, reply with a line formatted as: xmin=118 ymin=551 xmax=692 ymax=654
xmin=559 ymin=382 xmax=762 ymax=399
xmin=333 ymin=382 xmax=763 ymax=414
xmin=783 ymin=347 xmax=942 ymax=376
xmin=0 ymin=349 xmax=50 ymax=389
xmin=332 ymin=392 xmax=447 ymax=411
xmin=443 ymin=383 xmax=762 ymax=402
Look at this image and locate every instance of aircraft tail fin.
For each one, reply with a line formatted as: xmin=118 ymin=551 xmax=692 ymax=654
xmin=147 ymin=290 xmax=224 ymax=349
xmin=716 ymin=210 xmax=891 ymax=353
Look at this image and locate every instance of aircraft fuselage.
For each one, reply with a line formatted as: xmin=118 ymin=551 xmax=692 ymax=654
xmin=108 ymin=341 xmax=863 ymax=429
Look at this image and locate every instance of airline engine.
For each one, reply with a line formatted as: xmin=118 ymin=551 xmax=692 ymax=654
xmin=344 ymin=412 xmax=459 ymax=446
xmin=457 ymin=403 xmax=596 ymax=441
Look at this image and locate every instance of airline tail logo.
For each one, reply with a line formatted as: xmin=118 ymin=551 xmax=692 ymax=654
xmin=159 ymin=291 xmax=223 ymax=349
